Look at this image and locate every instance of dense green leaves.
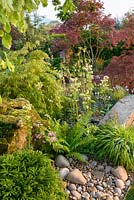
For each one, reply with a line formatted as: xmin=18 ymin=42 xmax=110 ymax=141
xmin=62 ymin=0 xmax=75 ymax=14
xmin=0 ymin=150 xmax=67 ymax=200
xmin=95 ymin=123 xmax=134 ymax=170
xmin=0 ymin=0 xmax=74 ymax=49
xmin=2 ymin=33 xmax=12 ymax=49
xmin=0 ymin=44 xmax=63 ymax=118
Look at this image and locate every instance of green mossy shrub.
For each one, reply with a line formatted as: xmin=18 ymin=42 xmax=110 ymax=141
xmin=95 ymin=124 xmax=134 ymax=170
xmin=0 ymin=150 xmax=67 ymax=200
xmin=0 ymin=44 xmax=63 ymax=119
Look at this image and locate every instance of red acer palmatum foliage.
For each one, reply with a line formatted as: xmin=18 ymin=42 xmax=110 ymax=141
xmin=103 ymin=50 xmax=134 ymax=93
xmin=52 ymin=0 xmax=115 ymax=64
xmin=109 ymin=12 xmax=134 ymax=48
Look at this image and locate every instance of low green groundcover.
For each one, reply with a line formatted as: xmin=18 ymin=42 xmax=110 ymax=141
xmin=0 ymin=150 xmax=67 ymax=200
xmin=124 ymin=185 xmax=134 ymax=200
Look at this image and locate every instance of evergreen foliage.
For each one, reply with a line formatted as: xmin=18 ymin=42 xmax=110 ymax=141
xmin=0 ymin=149 xmax=67 ymax=200
xmin=0 ymin=44 xmax=63 ymax=119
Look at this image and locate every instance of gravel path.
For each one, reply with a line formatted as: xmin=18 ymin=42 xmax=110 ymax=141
xmin=55 ymin=155 xmax=132 ymax=200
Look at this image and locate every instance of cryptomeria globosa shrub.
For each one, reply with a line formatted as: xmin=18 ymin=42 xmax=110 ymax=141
xmin=0 ymin=150 xmax=67 ymax=200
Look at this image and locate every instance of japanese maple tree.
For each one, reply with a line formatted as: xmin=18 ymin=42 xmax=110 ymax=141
xmin=110 ymin=11 xmax=134 ymax=48
xmin=52 ymin=0 xmax=115 ymax=67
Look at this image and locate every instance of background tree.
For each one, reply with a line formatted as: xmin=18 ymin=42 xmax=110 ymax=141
xmin=52 ymin=0 xmax=115 ymax=70
xmin=0 ymin=0 xmax=75 ymax=49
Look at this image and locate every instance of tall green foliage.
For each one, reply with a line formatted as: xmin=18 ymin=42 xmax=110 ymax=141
xmin=0 ymin=0 xmax=75 ymax=49
xmin=95 ymin=123 xmax=134 ymax=170
xmin=0 ymin=43 xmax=63 ymax=118
xmin=62 ymin=47 xmax=94 ymax=123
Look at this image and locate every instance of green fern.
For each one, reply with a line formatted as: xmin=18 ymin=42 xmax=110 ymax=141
xmin=64 ymin=113 xmax=97 ymax=160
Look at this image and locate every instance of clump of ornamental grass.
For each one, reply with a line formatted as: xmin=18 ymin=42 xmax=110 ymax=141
xmin=95 ymin=123 xmax=134 ymax=170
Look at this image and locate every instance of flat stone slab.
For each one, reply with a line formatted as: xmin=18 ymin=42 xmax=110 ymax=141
xmin=100 ymin=95 xmax=134 ymax=126
xmin=92 ymin=170 xmax=104 ymax=180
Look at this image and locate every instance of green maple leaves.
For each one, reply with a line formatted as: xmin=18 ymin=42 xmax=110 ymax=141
xmin=62 ymin=0 xmax=75 ymax=14
xmin=0 ymin=0 xmax=74 ymax=49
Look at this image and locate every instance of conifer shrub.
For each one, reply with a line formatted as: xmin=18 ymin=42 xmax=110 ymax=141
xmin=0 ymin=44 xmax=63 ymax=119
xmin=0 ymin=150 xmax=67 ymax=200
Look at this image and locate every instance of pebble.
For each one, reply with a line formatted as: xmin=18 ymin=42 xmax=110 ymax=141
xmin=87 ymin=172 xmax=92 ymax=179
xmin=96 ymin=191 xmax=102 ymax=199
xmin=115 ymin=179 xmax=124 ymax=189
xmin=65 ymin=189 xmax=70 ymax=195
xmin=97 ymin=164 xmax=105 ymax=171
xmin=59 ymin=168 xmax=70 ymax=179
xmin=125 ymin=179 xmax=131 ymax=187
xmin=77 ymin=186 xmax=82 ymax=193
xmin=90 ymin=191 xmax=96 ymax=198
xmin=105 ymin=166 xmax=112 ymax=173
xmin=55 ymin=155 xmax=70 ymax=167
xmin=55 ymin=155 xmax=131 ymax=200
xmin=68 ymin=184 xmax=77 ymax=191
xmin=71 ymin=190 xmax=81 ymax=199
xmin=113 ymin=196 xmax=120 ymax=200
xmin=106 ymin=195 xmax=113 ymax=200
xmin=87 ymin=182 xmax=94 ymax=187
xmin=114 ymin=188 xmax=122 ymax=196
xmin=102 ymin=181 xmax=108 ymax=188
xmin=96 ymin=185 xmax=104 ymax=191
xmin=81 ymin=192 xmax=90 ymax=200
xmin=90 ymin=161 xmax=97 ymax=168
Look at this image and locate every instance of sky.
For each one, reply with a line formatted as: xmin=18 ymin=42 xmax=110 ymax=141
xmin=37 ymin=0 xmax=134 ymax=20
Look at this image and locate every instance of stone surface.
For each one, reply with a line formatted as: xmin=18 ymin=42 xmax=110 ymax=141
xmin=114 ymin=188 xmax=122 ymax=196
xmin=96 ymin=185 xmax=104 ymax=191
xmin=111 ymin=166 xmax=128 ymax=181
xmin=59 ymin=168 xmax=70 ymax=179
xmin=66 ymin=169 xmax=87 ymax=185
xmin=102 ymin=182 xmax=108 ymax=188
xmin=80 ymin=154 xmax=89 ymax=161
xmin=90 ymin=161 xmax=97 ymax=168
xmin=115 ymin=179 xmax=124 ymax=189
xmin=55 ymin=155 xmax=70 ymax=168
xmin=92 ymin=170 xmax=104 ymax=180
xmin=106 ymin=195 xmax=113 ymax=200
xmin=0 ymin=98 xmax=41 ymax=154
xmin=68 ymin=184 xmax=77 ymax=191
xmin=125 ymin=180 xmax=131 ymax=187
xmin=114 ymin=197 xmax=120 ymax=200
xmin=105 ymin=166 xmax=112 ymax=173
xmin=71 ymin=190 xmax=81 ymax=199
xmin=100 ymin=95 xmax=134 ymax=126
xmin=81 ymin=192 xmax=90 ymax=200
xmin=56 ymin=155 xmax=131 ymax=200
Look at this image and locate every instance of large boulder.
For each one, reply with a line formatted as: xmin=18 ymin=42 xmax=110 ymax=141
xmin=0 ymin=98 xmax=42 ymax=154
xmin=100 ymin=95 xmax=134 ymax=127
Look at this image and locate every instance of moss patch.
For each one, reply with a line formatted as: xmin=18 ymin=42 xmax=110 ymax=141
xmin=0 ymin=98 xmax=45 ymax=154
